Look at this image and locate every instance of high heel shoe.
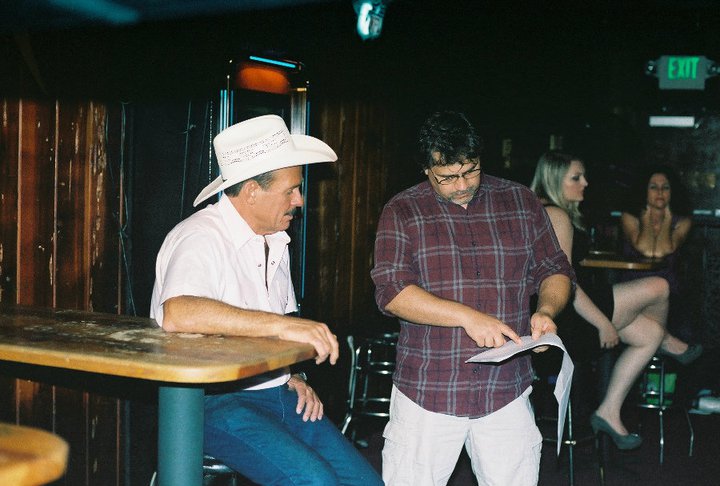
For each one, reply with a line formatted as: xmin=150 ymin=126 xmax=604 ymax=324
xmin=590 ymin=413 xmax=642 ymax=450
xmin=660 ymin=343 xmax=703 ymax=365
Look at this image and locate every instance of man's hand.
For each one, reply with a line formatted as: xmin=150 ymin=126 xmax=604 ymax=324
xmin=278 ymin=318 xmax=340 ymax=365
xmin=287 ymin=374 xmax=324 ymax=422
xmin=529 ymin=311 xmax=558 ymax=353
xmin=462 ymin=314 xmax=522 ymax=348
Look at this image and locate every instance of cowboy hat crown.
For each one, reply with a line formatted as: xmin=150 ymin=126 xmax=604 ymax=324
xmin=193 ymin=114 xmax=337 ymax=206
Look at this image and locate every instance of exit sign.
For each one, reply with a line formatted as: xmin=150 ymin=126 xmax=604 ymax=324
xmin=655 ymin=55 xmax=716 ymax=90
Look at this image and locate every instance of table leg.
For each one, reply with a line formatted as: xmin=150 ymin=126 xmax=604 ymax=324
xmin=158 ymin=385 xmax=204 ymax=486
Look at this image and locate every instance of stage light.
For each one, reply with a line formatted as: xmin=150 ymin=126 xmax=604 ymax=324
xmin=230 ymin=55 xmax=303 ymax=95
xmin=353 ymin=0 xmax=389 ymax=41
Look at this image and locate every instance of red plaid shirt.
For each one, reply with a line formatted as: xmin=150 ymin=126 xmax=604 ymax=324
xmin=372 ymin=174 xmax=574 ymax=417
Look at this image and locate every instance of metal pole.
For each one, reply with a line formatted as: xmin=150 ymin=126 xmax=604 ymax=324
xmin=158 ymin=385 xmax=204 ymax=486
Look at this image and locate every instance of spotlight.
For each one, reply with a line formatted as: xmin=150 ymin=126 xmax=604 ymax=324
xmin=353 ymin=0 xmax=390 ymax=41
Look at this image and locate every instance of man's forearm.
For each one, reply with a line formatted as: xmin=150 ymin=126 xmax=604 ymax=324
xmin=536 ymin=274 xmax=572 ymax=318
xmin=385 ymin=284 xmax=475 ymax=328
xmin=162 ymin=295 xmax=281 ymax=336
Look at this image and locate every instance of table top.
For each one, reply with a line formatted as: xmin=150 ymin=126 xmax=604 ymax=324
xmin=579 ymin=251 xmax=666 ymax=271
xmin=0 ymin=305 xmax=316 ymax=384
xmin=0 ymin=422 xmax=68 ymax=486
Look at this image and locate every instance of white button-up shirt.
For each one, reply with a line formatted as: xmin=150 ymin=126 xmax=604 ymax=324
xmin=151 ymin=194 xmax=296 ymax=389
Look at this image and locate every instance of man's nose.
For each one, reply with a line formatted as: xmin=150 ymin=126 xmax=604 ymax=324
xmin=454 ymin=177 xmax=469 ymax=190
xmin=293 ymin=191 xmax=304 ymax=207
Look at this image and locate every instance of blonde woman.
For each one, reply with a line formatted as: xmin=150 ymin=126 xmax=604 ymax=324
xmin=530 ymin=151 xmax=698 ymax=450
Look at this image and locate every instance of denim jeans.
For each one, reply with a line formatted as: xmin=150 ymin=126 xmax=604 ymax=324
xmin=204 ymin=384 xmax=383 ymax=486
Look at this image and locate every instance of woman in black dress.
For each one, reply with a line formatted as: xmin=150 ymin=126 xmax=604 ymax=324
xmin=530 ymin=151 xmax=697 ymax=450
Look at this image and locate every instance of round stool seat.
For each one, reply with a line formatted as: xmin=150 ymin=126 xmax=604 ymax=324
xmin=204 ymin=455 xmax=235 ymax=473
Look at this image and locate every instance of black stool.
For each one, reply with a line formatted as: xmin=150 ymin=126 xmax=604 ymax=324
xmin=203 ymin=455 xmax=240 ymax=485
xmin=637 ymin=355 xmax=695 ymax=464
xmin=532 ymin=347 xmax=602 ymax=486
xmin=340 ymin=332 xmax=398 ymax=446
xmin=150 ymin=455 xmax=239 ymax=486
xmin=533 ymin=379 xmax=597 ymax=485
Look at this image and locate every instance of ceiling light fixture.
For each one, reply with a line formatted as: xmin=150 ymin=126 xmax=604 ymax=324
xmin=353 ymin=0 xmax=390 ymax=41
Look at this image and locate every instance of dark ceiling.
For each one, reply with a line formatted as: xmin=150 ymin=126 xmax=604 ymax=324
xmin=2 ymin=0 xmax=720 ymax=122
xmin=0 ymin=0 xmax=341 ymax=32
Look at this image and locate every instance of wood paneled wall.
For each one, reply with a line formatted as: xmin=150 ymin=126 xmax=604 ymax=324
xmin=0 ymin=98 xmax=125 ymax=486
xmin=303 ymin=97 xmax=408 ymax=333
xmin=0 ymin=94 xmax=408 ymax=484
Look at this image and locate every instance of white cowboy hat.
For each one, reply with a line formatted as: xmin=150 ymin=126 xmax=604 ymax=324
xmin=193 ymin=114 xmax=337 ymax=206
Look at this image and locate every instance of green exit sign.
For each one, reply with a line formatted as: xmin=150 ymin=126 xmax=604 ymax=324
xmin=656 ymin=55 xmax=715 ymax=90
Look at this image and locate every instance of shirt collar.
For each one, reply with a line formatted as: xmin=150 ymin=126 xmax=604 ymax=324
xmin=217 ymin=194 xmax=290 ymax=251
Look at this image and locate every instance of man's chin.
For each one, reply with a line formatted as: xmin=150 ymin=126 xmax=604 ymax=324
xmin=451 ymin=194 xmax=474 ymax=205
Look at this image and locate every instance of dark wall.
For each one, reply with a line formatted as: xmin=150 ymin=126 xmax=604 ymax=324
xmin=127 ymin=100 xmax=214 ymax=315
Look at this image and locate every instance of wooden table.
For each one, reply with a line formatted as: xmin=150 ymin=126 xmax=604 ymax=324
xmin=0 ymin=305 xmax=316 ymax=486
xmin=0 ymin=422 xmax=69 ymax=486
xmin=579 ymin=252 xmax=666 ymax=271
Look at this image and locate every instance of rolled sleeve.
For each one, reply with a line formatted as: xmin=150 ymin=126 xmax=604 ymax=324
xmin=371 ymin=202 xmax=419 ymax=313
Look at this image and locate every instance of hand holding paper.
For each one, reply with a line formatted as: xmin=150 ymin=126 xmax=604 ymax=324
xmin=466 ymin=334 xmax=574 ymax=456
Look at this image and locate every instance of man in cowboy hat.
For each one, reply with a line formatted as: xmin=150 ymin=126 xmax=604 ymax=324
xmin=150 ymin=114 xmax=382 ymax=485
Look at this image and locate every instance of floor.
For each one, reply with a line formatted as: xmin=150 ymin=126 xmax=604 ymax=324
xmin=214 ymin=403 xmax=720 ymax=486
xmin=210 ymin=346 xmax=720 ymax=485
xmin=349 ymin=344 xmax=720 ymax=486
xmin=351 ymin=407 xmax=720 ymax=486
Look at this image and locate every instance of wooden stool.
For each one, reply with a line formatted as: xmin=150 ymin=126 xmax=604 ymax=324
xmin=0 ymin=422 xmax=69 ymax=486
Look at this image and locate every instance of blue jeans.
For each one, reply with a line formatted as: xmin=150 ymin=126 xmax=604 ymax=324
xmin=204 ymin=385 xmax=383 ymax=486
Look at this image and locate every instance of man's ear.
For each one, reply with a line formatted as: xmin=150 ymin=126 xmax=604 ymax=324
xmin=240 ymin=180 xmax=260 ymax=204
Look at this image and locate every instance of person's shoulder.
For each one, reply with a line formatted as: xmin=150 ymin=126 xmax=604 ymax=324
xmin=544 ymin=205 xmax=572 ymax=235
xmin=164 ymin=205 xmax=224 ymax=242
xmin=674 ymin=214 xmax=692 ymax=229
xmin=483 ymin=174 xmax=543 ymax=208
xmin=620 ymin=211 xmax=639 ymax=229
xmin=484 ymin=173 xmax=516 ymax=187
xmin=384 ymin=181 xmax=430 ymax=206
xmin=178 ymin=204 xmax=222 ymax=227
xmin=544 ymin=204 xmax=570 ymax=222
xmin=485 ymin=174 xmax=534 ymax=194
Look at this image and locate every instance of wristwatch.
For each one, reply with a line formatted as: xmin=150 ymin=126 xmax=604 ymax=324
xmin=293 ymin=371 xmax=308 ymax=382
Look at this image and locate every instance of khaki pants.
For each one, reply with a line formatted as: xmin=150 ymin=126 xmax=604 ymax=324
xmin=382 ymin=385 xmax=542 ymax=486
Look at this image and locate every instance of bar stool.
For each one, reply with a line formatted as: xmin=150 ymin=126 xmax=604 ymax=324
xmin=637 ymin=355 xmax=695 ymax=464
xmin=539 ymin=395 xmax=599 ymax=486
xmin=532 ymin=362 xmax=599 ymax=486
xmin=340 ymin=332 xmax=398 ymax=445
xmin=150 ymin=455 xmax=239 ymax=486
xmin=203 ymin=455 xmax=239 ymax=486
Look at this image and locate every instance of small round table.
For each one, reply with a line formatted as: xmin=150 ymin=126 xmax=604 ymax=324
xmin=0 ymin=422 xmax=69 ymax=486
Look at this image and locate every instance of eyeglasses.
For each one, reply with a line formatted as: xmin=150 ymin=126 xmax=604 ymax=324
xmin=429 ymin=162 xmax=482 ymax=185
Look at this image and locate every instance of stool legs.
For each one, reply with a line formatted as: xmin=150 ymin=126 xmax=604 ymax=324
xmin=342 ymin=333 xmax=397 ymax=445
xmin=637 ymin=355 xmax=694 ymax=464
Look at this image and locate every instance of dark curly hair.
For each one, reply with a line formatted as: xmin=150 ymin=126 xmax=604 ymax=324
xmin=623 ymin=165 xmax=692 ymax=217
xmin=417 ymin=111 xmax=483 ymax=170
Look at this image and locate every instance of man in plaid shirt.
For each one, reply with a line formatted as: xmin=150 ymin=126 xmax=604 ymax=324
xmin=371 ymin=111 xmax=574 ymax=486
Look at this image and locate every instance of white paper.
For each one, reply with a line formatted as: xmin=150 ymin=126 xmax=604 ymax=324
xmin=466 ymin=334 xmax=574 ymax=455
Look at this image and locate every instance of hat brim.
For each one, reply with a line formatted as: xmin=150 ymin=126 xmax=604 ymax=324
xmin=193 ymin=134 xmax=337 ymax=206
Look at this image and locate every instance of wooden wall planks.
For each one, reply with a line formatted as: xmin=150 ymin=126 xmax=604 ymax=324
xmin=304 ymin=98 xmax=408 ymax=333
xmin=0 ymin=93 xmax=408 ymax=484
xmin=0 ymin=98 xmax=124 ymax=486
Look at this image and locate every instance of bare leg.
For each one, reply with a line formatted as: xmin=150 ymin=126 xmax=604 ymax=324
xmin=595 ymin=316 xmax=664 ymax=434
xmin=594 ymin=277 xmax=667 ymax=434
